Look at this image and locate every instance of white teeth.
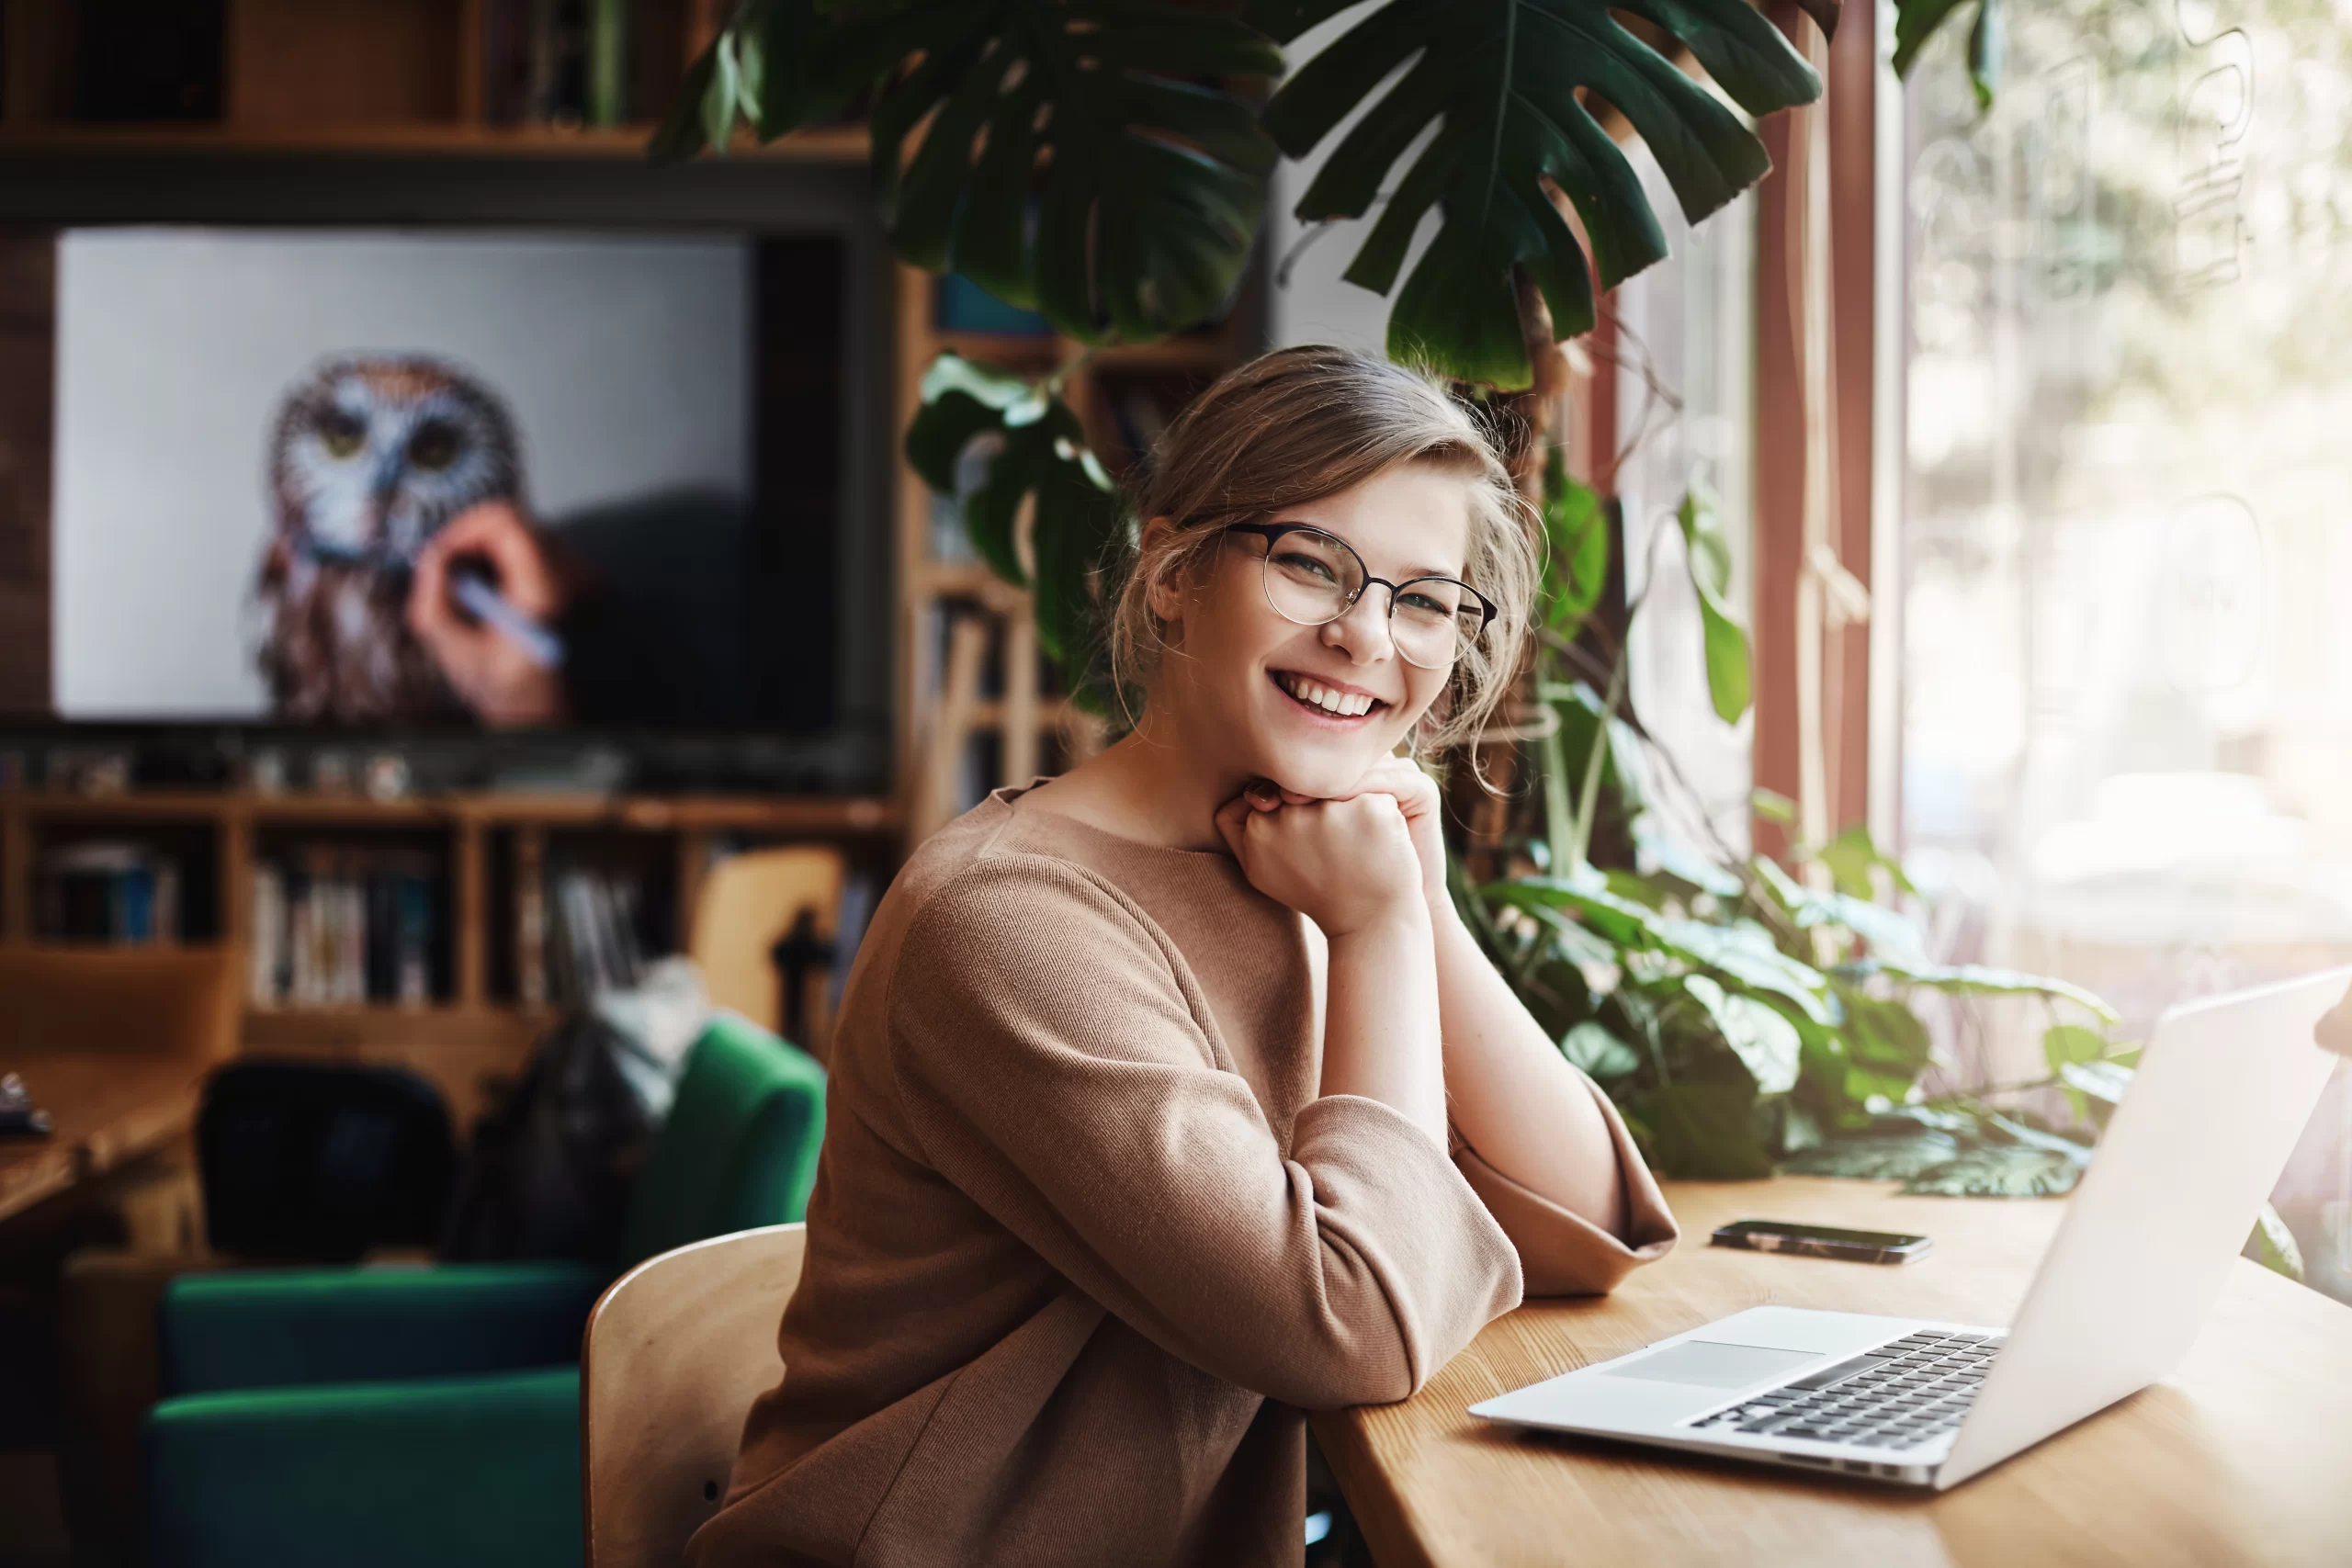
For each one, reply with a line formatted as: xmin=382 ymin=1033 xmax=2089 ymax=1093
xmin=1279 ymin=672 xmax=1374 ymax=717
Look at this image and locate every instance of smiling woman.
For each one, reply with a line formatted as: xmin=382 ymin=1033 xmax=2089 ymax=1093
xmin=687 ymin=346 xmax=1677 ymax=1568
xmin=1102 ymin=345 xmax=1535 ymax=775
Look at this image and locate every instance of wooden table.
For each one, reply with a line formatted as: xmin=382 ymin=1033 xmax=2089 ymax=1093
xmin=0 ymin=1049 xmax=209 ymax=1223
xmin=1315 ymin=1177 xmax=2352 ymax=1568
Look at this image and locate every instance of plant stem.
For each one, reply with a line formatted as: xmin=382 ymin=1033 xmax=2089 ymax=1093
xmin=1540 ymin=658 xmax=1575 ymax=873
xmin=1568 ymin=645 xmax=1629 ymax=869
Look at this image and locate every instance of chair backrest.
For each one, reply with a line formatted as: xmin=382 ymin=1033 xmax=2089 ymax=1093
xmin=617 ymin=1013 xmax=825 ymax=1268
xmin=197 ymin=1058 xmax=455 ymax=1260
xmin=686 ymin=847 xmax=845 ymax=1054
xmin=0 ymin=944 xmax=240 ymax=1058
xmin=580 ymin=1223 xmax=806 ymax=1568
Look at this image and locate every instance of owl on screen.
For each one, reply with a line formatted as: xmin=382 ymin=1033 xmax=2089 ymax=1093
xmin=253 ymin=355 xmax=525 ymax=723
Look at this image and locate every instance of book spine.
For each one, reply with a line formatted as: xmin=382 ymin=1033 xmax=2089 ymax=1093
xmin=127 ymin=863 xmax=154 ymax=944
xmin=396 ymin=873 xmax=432 ymax=1006
xmin=155 ymin=859 xmax=180 ymax=944
xmin=288 ymin=870 xmax=315 ymax=1005
xmin=606 ymin=872 xmax=644 ymax=988
xmin=365 ymin=873 xmax=394 ymax=1003
xmin=342 ymin=874 xmax=367 ymax=1004
xmin=588 ymin=0 xmax=628 ymax=126
xmin=520 ymin=864 xmax=548 ymax=1007
xmin=250 ymin=863 xmax=283 ymax=1006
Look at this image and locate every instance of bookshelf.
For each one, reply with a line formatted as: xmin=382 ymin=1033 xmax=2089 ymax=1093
xmin=0 ymin=789 xmax=896 ymax=1122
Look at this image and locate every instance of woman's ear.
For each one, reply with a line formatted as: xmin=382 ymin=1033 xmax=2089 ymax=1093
xmin=1139 ymin=514 xmax=1190 ymax=625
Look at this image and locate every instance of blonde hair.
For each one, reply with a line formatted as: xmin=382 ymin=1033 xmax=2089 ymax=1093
xmin=1102 ymin=344 xmax=1537 ymax=756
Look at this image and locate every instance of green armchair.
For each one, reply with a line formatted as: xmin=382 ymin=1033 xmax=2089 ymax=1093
xmin=143 ymin=1013 xmax=825 ymax=1568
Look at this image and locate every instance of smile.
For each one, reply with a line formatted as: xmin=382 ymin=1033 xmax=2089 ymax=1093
xmin=1270 ymin=670 xmax=1387 ymax=720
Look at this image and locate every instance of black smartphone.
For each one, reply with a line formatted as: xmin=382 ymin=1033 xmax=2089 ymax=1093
xmin=1710 ymin=1219 xmax=1933 ymax=1265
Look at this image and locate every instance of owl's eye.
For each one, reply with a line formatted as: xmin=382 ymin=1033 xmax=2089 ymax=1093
xmin=408 ymin=421 xmax=464 ymax=473
xmin=315 ymin=411 xmax=367 ymax=459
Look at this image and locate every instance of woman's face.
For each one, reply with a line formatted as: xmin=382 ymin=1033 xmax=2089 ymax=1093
xmin=1152 ymin=462 xmax=1473 ymax=799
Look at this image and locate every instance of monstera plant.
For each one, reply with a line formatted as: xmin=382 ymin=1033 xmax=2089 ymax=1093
xmin=646 ymin=0 xmax=2238 ymax=1224
xmin=657 ymin=0 xmax=1835 ymax=386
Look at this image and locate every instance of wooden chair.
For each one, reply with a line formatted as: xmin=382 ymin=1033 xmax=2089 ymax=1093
xmin=580 ymin=1223 xmax=807 ymax=1568
xmin=687 ymin=848 xmax=845 ymax=1056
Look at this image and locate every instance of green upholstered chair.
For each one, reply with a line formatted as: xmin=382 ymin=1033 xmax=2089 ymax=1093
xmin=142 ymin=1013 xmax=824 ymax=1568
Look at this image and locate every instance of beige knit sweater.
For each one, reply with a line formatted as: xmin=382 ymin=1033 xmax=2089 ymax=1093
xmin=687 ymin=784 xmax=1677 ymax=1568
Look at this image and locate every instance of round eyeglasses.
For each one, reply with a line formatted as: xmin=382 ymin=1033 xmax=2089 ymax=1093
xmin=1222 ymin=521 xmax=1497 ymax=671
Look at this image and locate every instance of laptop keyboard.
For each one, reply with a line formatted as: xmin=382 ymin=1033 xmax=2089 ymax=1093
xmin=1684 ymin=1330 xmax=2007 ymax=1452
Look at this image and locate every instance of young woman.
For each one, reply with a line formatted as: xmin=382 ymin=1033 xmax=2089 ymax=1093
xmin=689 ymin=345 xmax=1677 ymax=1568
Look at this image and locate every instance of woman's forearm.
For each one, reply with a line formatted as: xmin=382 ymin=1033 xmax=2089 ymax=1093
xmin=1430 ymin=906 xmax=1630 ymax=1237
xmin=1319 ymin=906 xmax=1449 ymax=1146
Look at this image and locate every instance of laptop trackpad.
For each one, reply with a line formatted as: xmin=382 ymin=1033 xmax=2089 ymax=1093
xmin=1603 ymin=1341 xmax=1821 ymax=1389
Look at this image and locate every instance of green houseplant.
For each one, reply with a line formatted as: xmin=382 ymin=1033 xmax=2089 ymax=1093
xmin=650 ymin=0 xmax=2290 ymax=1231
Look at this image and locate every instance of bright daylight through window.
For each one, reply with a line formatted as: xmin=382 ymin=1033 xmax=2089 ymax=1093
xmin=1896 ymin=0 xmax=2352 ymax=1297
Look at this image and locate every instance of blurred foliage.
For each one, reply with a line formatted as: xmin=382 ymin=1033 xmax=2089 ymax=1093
xmin=1460 ymin=457 xmax=2151 ymax=1195
xmin=903 ymin=355 xmax=1128 ymax=683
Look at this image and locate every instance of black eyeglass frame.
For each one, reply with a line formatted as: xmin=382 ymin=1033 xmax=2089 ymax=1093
xmin=1219 ymin=521 xmax=1498 ymax=662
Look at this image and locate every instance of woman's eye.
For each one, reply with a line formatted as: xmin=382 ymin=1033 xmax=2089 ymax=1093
xmin=1272 ymin=549 xmax=1339 ymax=583
xmin=316 ymin=414 xmax=366 ymax=458
xmin=1397 ymin=590 xmax=1454 ymax=618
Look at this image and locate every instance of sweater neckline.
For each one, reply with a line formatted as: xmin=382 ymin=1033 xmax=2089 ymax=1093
xmin=991 ymin=779 xmax=1236 ymax=864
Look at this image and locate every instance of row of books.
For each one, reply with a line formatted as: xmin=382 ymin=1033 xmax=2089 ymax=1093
xmin=537 ymin=864 xmax=650 ymax=1007
xmin=36 ymin=842 xmax=183 ymax=943
xmin=485 ymin=0 xmax=666 ymax=130
xmin=250 ymin=852 xmax=440 ymax=1008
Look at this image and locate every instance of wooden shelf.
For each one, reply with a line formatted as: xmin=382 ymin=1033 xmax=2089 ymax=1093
xmin=0 ymin=120 xmax=868 ymax=162
xmin=2 ymin=789 xmax=899 ymax=834
xmin=0 ymin=787 xmax=897 ymax=1109
xmin=247 ymin=1003 xmax=556 ymax=1027
xmin=927 ymin=334 xmax=1231 ymax=375
xmin=1088 ymin=340 xmax=1231 ymax=372
xmin=934 ymin=330 xmax=1063 ymax=366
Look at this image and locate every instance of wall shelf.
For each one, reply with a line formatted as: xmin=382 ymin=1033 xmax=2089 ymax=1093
xmin=0 ymin=122 xmax=867 ymax=162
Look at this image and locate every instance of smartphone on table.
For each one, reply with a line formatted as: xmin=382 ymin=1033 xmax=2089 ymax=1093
xmin=1710 ymin=1219 xmax=1933 ymax=1265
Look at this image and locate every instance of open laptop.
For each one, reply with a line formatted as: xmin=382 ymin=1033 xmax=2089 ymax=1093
xmin=1470 ymin=965 xmax=2352 ymax=1489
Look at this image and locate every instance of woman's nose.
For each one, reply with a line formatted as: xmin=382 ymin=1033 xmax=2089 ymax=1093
xmin=1318 ymin=590 xmax=1395 ymax=664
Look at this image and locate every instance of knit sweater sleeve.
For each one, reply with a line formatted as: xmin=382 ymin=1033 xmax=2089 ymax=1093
xmin=886 ymin=855 xmax=1523 ymax=1411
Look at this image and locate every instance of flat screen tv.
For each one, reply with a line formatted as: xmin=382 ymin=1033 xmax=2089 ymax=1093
xmin=0 ymin=153 xmax=893 ymax=791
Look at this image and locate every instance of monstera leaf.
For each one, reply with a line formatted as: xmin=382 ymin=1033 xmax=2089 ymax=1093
xmin=870 ymin=1 xmax=1281 ymax=342
xmin=905 ymin=355 xmax=1129 ymax=666
xmin=1255 ymin=0 xmax=1823 ymax=387
xmin=1892 ymin=0 xmax=2002 ymax=108
xmin=662 ymin=0 xmax=1280 ymax=344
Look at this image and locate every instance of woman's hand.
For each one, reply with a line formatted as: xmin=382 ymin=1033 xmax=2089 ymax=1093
xmin=1232 ymin=757 xmax=1453 ymax=917
xmin=1213 ymin=787 xmax=1426 ymax=939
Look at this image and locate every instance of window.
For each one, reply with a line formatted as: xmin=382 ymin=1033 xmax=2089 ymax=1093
xmin=1615 ymin=147 xmax=1759 ymax=859
xmin=1895 ymin=0 xmax=2352 ymax=1294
